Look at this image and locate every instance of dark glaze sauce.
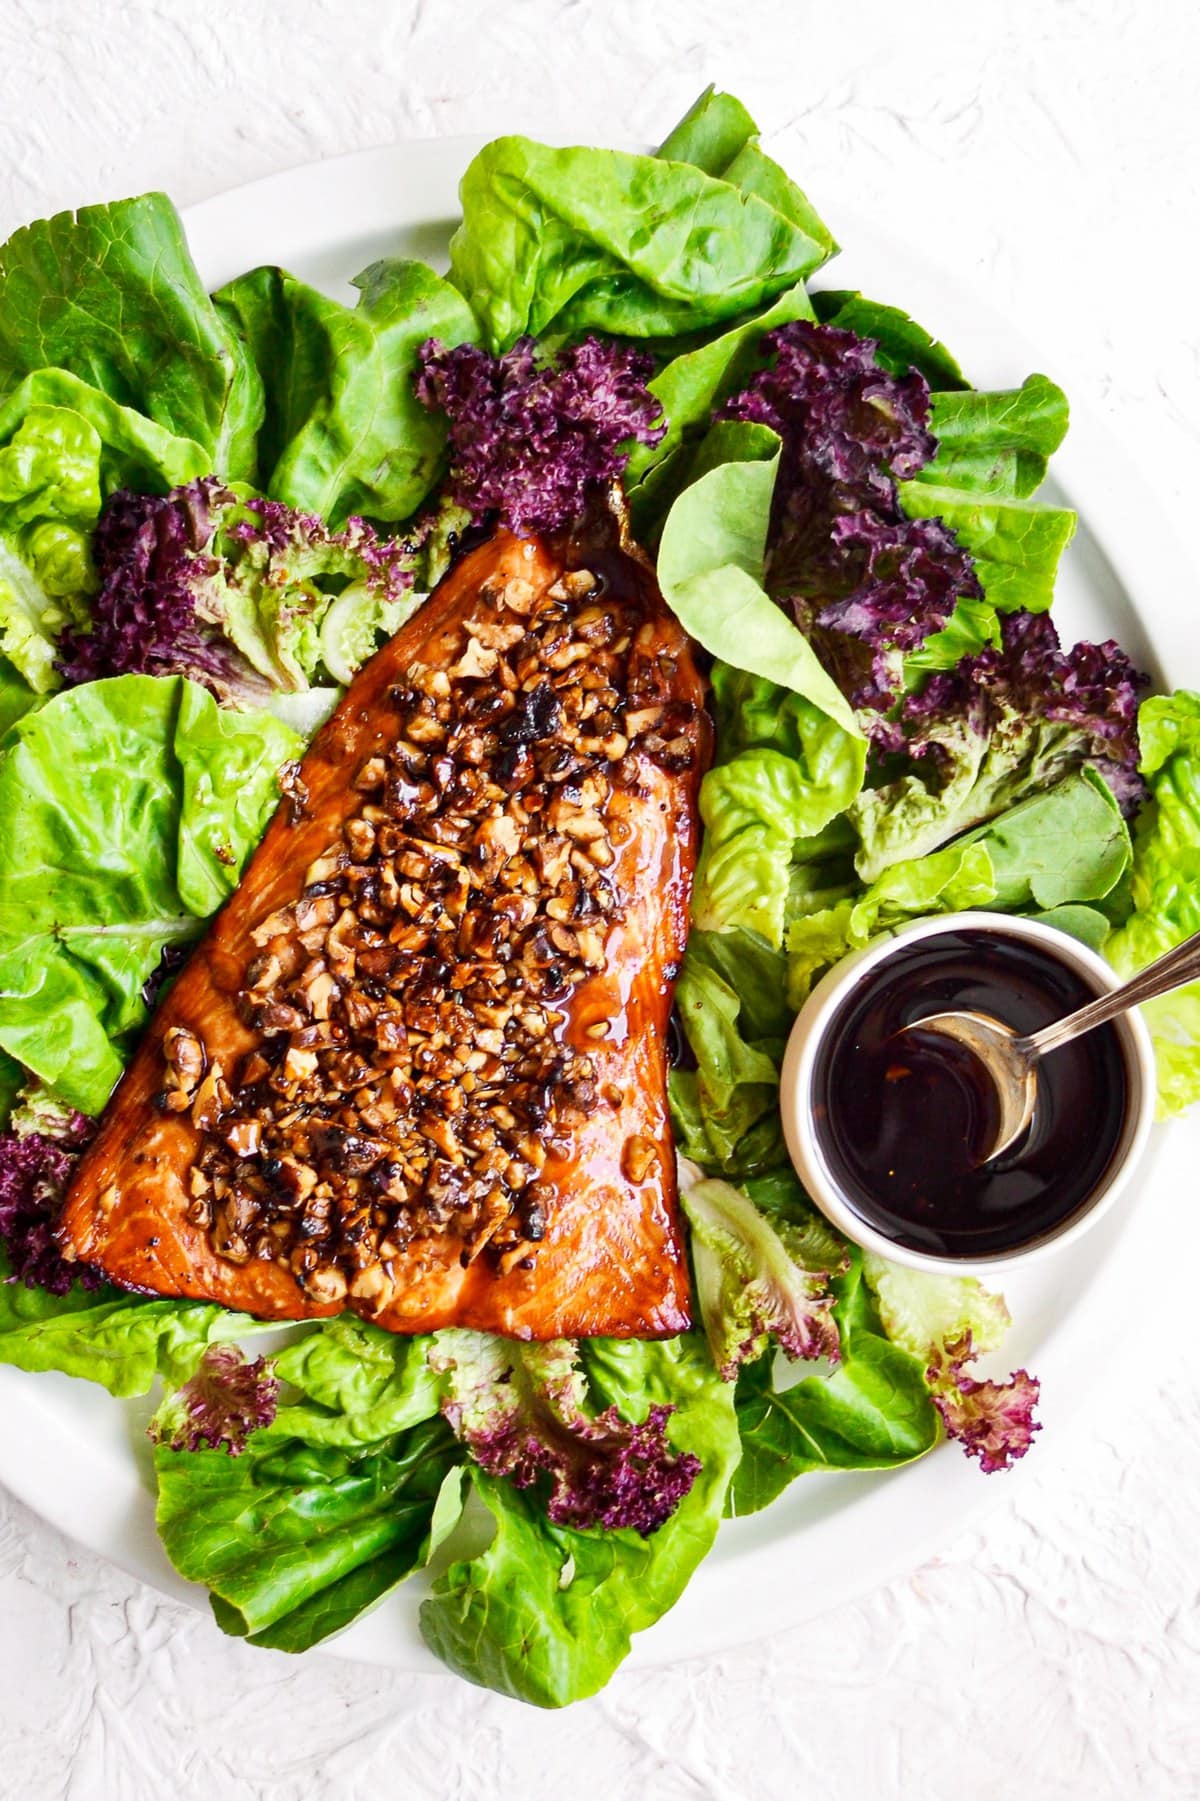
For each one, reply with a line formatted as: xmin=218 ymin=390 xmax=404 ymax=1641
xmin=812 ymin=929 xmax=1128 ymax=1259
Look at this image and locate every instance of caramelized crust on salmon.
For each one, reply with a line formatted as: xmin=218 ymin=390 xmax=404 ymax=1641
xmin=57 ymin=524 xmax=707 ymax=1338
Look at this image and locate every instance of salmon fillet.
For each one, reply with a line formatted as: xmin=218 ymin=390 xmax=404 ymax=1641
xmin=57 ymin=522 xmax=707 ymax=1338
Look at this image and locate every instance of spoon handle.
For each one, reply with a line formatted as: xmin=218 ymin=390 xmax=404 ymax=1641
xmin=1026 ymin=925 xmax=1200 ymax=1058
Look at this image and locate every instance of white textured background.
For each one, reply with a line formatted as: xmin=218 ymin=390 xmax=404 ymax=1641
xmin=2 ymin=2 xmax=1199 ymax=1795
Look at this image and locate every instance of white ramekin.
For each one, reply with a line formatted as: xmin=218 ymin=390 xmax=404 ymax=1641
xmin=779 ymin=910 xmax=1157 ymax=1276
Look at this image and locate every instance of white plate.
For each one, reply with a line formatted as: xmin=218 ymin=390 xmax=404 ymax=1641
xmin=3 ymin=139 xmax=1199 ymax=1674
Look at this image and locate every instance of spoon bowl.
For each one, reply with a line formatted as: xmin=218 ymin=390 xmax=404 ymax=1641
xmin=908 ymin=921 xmax=1200 ymax=1163
xmin=899 ymin=1009 xmax=1037 ymax=1161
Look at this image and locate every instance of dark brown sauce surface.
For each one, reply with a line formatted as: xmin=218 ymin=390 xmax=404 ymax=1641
xmin=812 ymin=929 xmax=1128 ymax=1259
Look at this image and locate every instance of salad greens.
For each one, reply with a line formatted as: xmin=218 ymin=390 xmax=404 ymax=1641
xmin=0 ymin=379 xmax=209 ymax=691
xmin=0 ymin=85 xmax=1194 ymax=1710
xmin=0 ymin=1254 xmax=251 ymax=1396
xmin=0 ymin=674 xmax=300 ymax=1109
xmin=421 ymin=1335 xmax=740 ymax=1708
xmin=729 ymin=1250 xmax=940 ymax=1514
xmin=448 ymin=126 xmax=834 ymax=353
xmin=0 ymin=193 xmax=262 ymax=479
xmin=216 ymin=259 xmax=480 ymax=526
xmin=155 ymin=1326 xmax=464 ymax=1652
xmin=1109 ymin=691 xmax=1200 ymax=1112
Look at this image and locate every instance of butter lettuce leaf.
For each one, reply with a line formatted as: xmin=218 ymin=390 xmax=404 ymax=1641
xmin=851 ymin=612 xmax=1143 ymax=885
xmin=958 ymin=768 xmax=1131 ymax=912
xmin=730 ymin=1251 xmax=938 ymax=1514
xmin=786 ymin=839 xmax=998 ymax=1005
xmin=216 ymin=258 xmax=479 ymax=526
xmin=0 ymin=368 xmax=209 ymax=496
xmin=625 ymin=286 xmax=815 ymax=539
xmin=898 ymin=480 xmax=1075 ymax=618
xmin=420 ymin=1335 xmax=739 ymax=1708
xmin=0 ymin=1245 xmax=247 ymax=1396
xmin=0 ymin=193 xmax=262 ymax=479
xmin=0 ymin=674 xmax=299 ymax=1111
xmin=156 ymin=1320 xmax=461 ymax=1654
xmin=656 ymin=85 xmax=760 ymax=171
xmin=449 ymin=134 xmax=834 ymax=354
xmin=0 ymin=658 xmax=41 ymax=739
xmin=0 ymin=375 xmax=211 ymax=690
xmin=657 ymin=86 xmax=834 ymax=248
xmin=1108 ymin=691 xmax=1200 ymax=1114
xmin=680 ymin=1177 xmax=841 ymax=1379
xmin=656 ymin=442 xmax=867 ymax=782
xmin=793 ymin=772 xmax=1131 ymax=1005
xmin=693 ymin=662 xmax=866 ymax=946
xmin=670 ymin=928 xmax=791 ymax=1178
xmin=810 ymin=289 xmax=967 ymax=390
xmin=916 ymin=374 xmax=1070 ymax=502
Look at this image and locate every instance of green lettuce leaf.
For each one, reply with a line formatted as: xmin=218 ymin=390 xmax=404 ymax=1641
xmin=419 ymin=1334 xmax=740 ymax=1708
xmin=216 ymin=258 xmax=479 ymax=526
xmin=958 ymin=769 xmax=1131 ymax=912
xmin=0 ymin=657 xmax=41 ymax=739
xmin=655 ymin=441 xmax=867 ymax=793
xmin=670 ymin=928 xmax=790 ymax=1177
xmin=904 ymin=596 xmax=1003 ymax=677
xmin=1108 ymin=691 xmax=1200 ymax=1114
xmin=0 ymin=539 xmax=77 ymax=693
xmin=0 ymin=193 xmax=262 ymax=478
xmin=786 ymin=838 xmax=998 ymax=1005
xmin=795 ymin=773 xmax=1131 ymax=1004
xmin=625 ymin=286 xmax=815 ymax=538
xmin=809 ymin=289 xmax=968 ymax=390
xmin=0 ymin=1052 xmax=21 ymax=1126
xmin=0 ymin=1246 xmax=246 ymax=1396
xmin=692 ymin=662 xmax=866 ymax=946
xmin=0 ymin=376 xmax=212 ymax=689
xmin=849 ymin=668 xmax=1133 ymax=880
xmin=0 ymin=368 xmax=210 ymax=495
xmin=0 ymin=674 xmax=299 ymax=1110
xmin=657 ymin=86 xmax=835 ymax=249
xmin=0 ymin=402 xmax=100 ymax=688
xmin=449 ymin=131 xmax=834 ymax=353
xmin=898 ymin=479 xmax=1075 ymax=617
xmin=730 ymin=1251 xmax=938 ymax=1514
xmin=860 ymin=1252 xmax=1010 ymax=1360
xmin=264 ymin=1314 xmax=443 ymax=1449
xmin=680 ymin=1176 xmax=843 ymax=1378
xmin=155 ymin=1319 xmax=460 ymax=1654
xmin=916 ymin=374 xmax=1070 ymax=501
xmin=655 ymin=85 xmax=760 ymax=171
xmin=1031 ymin=902 xmax=1114 ymax=950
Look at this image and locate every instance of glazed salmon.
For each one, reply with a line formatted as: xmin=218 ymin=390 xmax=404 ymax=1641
xmin=57 ymin=523 xmax=707 ymax=1338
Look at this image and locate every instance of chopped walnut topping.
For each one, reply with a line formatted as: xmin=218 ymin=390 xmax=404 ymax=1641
xmin=166 ymin=561 xmax=702 ymax=1294
xmin=622 ymin=1136 xmax=659 ymax=1183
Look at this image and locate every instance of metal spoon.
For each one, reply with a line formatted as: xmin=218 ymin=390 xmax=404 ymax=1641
xmin=902 ymin=925 xmax=1200 ymax=1162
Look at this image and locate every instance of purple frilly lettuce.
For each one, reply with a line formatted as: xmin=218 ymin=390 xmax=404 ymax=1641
xmin=430 ymin=1333 xmax=699 ymax=1537
xmin=720 ymin=320 xmax=974 ymax=703
xmin=150 ymin=1344 xmax=280 ymax=1456
xmin=679 ymin=1177 xmax=844 ymax=1381
xmin=927 ymin=1335 xmax=1042 ymax=1475
xmin=0 ymin=1104 xmax=98 ymax=1295
xmin=816 ymin=513 xmax=981 ymax=708
xmin=415 ymin=335 xmax=665 ymax=536
xmin=861 ymin=1255 xmax=1041 ymax=1474
xmin=55 ymin=480 xmax=269 ymax=700
xmin=890 ymin=609 xmax=1147 ymax=813
xmin=56 ymin=479 xmax=415 ymax=702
